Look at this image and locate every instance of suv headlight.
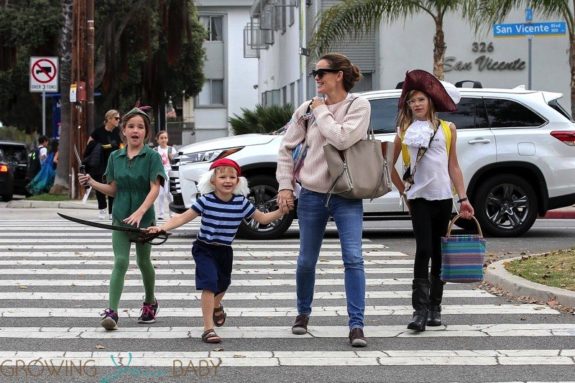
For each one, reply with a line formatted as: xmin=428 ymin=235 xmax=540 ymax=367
xmin=178 ymin=147 xmax=243 ymax=166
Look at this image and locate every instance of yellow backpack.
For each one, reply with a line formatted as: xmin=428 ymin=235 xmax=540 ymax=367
xmin=400 ymin=120 xmax=451 ymax=166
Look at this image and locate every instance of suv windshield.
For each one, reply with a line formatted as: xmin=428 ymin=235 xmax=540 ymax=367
xmin=0 ymin=145 xmax=27 ymax=164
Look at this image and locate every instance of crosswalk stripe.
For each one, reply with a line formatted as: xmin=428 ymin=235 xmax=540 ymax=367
xmin=0 ymin=267 xmax=415 ymax=275
xmin=0 ymin=304 xmax=559 ymax=317
xmin=0 ymin=250 xmax=408 ymax=257
xmin=0 ymin=324 xmax=574 ymax=339
xmin=0 ymin=259 xmax=414 ymax=265
xmin=0 ymin=278 xmax=413 ymax=287
xmin=1 ymin=243 xmax=384 ymax=250
xmin=0 ymin=350 xmax=572 ymax=367
xmin=0 ymin=290 xmax=493 ymax=300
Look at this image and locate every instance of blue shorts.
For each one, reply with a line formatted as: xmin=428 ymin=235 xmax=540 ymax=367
xmin=192 ymin=240 xmax=233 ymax=295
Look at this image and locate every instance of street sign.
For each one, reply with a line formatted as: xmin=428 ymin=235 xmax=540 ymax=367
xmin=525 ymin=8 xmax=533 ymax=22
xmin=493 ymin=22 xmax=566 ymax=37
xmin=29 ymin=56 xmax=59 ymax=92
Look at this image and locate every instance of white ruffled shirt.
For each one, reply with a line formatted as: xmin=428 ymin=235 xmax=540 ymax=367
xmin=403 ymin=120 xmax=434 ymax=149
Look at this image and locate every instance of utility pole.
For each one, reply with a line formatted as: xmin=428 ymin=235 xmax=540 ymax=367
xmin=70 ymin=0 xmax=94 ymax=198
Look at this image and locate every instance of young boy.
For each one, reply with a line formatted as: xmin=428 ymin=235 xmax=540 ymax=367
xmin=146 ymin=158 xmax=289 ymax=343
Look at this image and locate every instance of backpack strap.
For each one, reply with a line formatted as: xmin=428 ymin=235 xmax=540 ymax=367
xmin=400 ymin=119 xmax=452 ymax=166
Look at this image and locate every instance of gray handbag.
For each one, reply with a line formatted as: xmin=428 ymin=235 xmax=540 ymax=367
xmin=324 ymin=125 xmax=392 ymax=201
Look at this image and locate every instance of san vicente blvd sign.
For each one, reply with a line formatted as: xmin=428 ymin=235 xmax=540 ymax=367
xmin=493 ymin=22 xmax=566 ymax=37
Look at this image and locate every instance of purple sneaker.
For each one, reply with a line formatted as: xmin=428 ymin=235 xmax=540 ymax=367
xmin=138 ymin=300 xmax=159 ymax=324
xmin=100 ymin=308 xmax=118 ymax=331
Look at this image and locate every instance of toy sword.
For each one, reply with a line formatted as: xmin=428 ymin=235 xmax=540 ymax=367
xmin=57 ymin=213 xmax=170 ymax=245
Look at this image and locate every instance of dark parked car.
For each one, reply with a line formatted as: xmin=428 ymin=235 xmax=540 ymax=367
xmin=0 ymin=141 xmax=28 ymax=201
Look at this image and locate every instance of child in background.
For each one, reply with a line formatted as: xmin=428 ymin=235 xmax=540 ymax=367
xmin=154 ymin=130 xmax=175 ymax=219
xmin=146 ymin=158 xmax=290 ymax=343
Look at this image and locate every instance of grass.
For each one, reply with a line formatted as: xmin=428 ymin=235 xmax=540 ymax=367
xmin=26 ymin=193 xmax=70 ymax=201
xmin=505 ymin=248 xmax=575 ymax=292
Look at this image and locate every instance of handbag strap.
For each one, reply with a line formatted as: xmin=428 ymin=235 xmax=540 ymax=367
xmin=446 ymin=214 xmax=483 ymax=237
xmin=404 ymin=121 xmax=439 ymax=192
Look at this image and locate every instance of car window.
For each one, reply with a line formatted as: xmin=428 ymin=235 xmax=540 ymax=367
xmin=548 ymin=99 xmax=573 ymax=122
xmin=0 ymin=145 xmax=27 ymax=164
xmin=437 ymin=97 xmax=489 ymax=130
xmin=483 ymin=98 xmax=545 ymax=128
xmin=369 ymin=97 xmax=399 ymax=134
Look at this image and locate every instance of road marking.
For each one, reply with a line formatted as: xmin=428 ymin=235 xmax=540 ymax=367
xmin=0 ymin=290 xmax=493 ymax=300
xmin=0 ymin=278 xmax=414 ymax=287
xmin=0 ymin=259 xmax=415 ymax=266
xmin=0 ymin=304 xmax=559 ymax=317
xmin=0 ymin=350 xmax=572 ymax=367
xmin=0 ymin=267 xmax=415 ymax=275
xmin=0 ymin=324 xmax=573 ymax=339
xmin=0 ymin=250 xmax=408 ymax=257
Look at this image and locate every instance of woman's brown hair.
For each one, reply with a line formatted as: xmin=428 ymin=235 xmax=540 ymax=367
xmin=319 ymin=53 xmax=362 ymax=92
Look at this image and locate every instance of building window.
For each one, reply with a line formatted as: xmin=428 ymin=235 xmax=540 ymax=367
xmin=290 ymin=82 xmax=295 ymax=107
xmin=289 ymin=1 xmax=295 ymax=27
xmin=200 ymin=15 xmax=223 ymax=41
xmin=282 ymin=86 xmax=287 ymax=105
xmin=197 ymin=79 xmax=224 ymax=106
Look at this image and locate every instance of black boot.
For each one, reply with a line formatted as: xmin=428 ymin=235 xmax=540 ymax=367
xmin=407 ymin=278 xmax=430 ymax=332
xmin=427 ymin=275 xmax=445 ymax=326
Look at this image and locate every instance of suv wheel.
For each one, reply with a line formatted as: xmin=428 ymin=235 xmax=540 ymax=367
xmin=474 ymin=174 xmax=537 ymax=237
xmin=237 ymin=175 xmax=295 ymax=239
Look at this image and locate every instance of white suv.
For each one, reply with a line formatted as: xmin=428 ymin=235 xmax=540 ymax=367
xmin=169 ymin=84 xmax=575 ymax=239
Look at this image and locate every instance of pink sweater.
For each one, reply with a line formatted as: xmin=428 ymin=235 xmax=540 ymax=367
xmin=276 ymin=94 xmax=371 ymax=193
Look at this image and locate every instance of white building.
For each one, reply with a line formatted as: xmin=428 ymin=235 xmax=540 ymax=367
xmin=183 ymin=0 xmax=259 ymax=144
xmin=247 ymin=1 xmax=571 ymax=112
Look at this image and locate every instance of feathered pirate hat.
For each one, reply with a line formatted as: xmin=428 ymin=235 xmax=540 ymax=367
xmin=398 ymin=70 xmax=460 ymax=112
xmin=197 ymin=158 xmax=250 ymax=196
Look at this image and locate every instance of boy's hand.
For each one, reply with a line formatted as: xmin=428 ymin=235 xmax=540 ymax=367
xmin=145 ymin=226 xmax=162 ymax=234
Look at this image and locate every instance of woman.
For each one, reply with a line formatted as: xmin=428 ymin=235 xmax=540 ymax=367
xmin=79 ymin=107 xmax=166 ymax=330
xmin=390 ymin=70 xmax=474 ymax=332
xmin=85 ymin=109 xmax=122 ymax=220
xmin=276 ymin=53 xmax=371 ymax=347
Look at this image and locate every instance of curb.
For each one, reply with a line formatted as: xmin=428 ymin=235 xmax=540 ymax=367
xmin=6 ymin=200 xmax=98 ymax=209
xmin=484 ymin=256 xmax=575 ymax=309
xmin=543 ymin=209 xmax=575 ymax=219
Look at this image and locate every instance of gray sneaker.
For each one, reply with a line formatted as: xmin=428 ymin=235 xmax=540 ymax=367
xmin=100 ymin=308 xmax=118 ymax=331
xmin=291 ymin=314 xmax=309 ymax=335
xmin=349 ymin=327 xmax=367 ymax=347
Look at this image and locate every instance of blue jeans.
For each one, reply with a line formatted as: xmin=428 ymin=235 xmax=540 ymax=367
xmin=296 ymin=188 xmax=365 ymax=329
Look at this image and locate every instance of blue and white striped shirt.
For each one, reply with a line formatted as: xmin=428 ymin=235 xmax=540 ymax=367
xmin=191 ymin=193 xmax=256 ymax=246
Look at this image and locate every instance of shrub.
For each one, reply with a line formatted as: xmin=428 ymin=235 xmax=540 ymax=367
xmin=229 ymin=104 xmax=294 ymax=135
xmin=0 ymin=126 xmax=35 ymax=146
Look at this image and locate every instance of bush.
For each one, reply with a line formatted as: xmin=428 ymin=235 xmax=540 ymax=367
xmin=229 ymin=104 xmax=294 ymax=135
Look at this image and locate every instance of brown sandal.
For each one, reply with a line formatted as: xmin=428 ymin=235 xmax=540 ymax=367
xmin=213 ymin=305 xmax=227 ymax=327
xmin=201 ymin=329 xmax=221 ymax=344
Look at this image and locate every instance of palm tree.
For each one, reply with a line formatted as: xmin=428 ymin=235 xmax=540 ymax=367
xmin=309 ymin=0 xmax=477 ymax=80
xmin=476 ymin=0 xmax=575 ymax=115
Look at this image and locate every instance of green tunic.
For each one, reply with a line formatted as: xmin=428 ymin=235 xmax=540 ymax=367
xmin=105 ymin=145 xmax=166 ymax=228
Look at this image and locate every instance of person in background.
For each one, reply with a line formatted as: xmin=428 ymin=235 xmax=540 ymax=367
xmin=26 ymin=135 xmax=49 ymax=183
xmin=78 ymin=107 xmax=165 ymax=331
xmin=276 ymin=52 xmax=371 ymax=347
xmin=154 ymin=130 xmax=176 ymax=220
xmin=85 ymin=109 xmax=122 ymax=220
xmin=390 ymin=69 xmax=474 ymax=332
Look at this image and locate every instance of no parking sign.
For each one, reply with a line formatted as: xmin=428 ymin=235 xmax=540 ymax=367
xmin=30 ymin=56 xmax=59 ymax=92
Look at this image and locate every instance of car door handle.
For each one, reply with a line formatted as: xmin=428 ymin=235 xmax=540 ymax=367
xmin=467 ymin=138 xmax=491 ymax=144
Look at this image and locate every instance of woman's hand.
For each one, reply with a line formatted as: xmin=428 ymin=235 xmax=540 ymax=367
xmin=459 ymin=200 xmax=474 ymax=219
xmin=310 ymin=96 xmax=325 ymax=110
xmin=123 ymin=210 xmax=145 ymax=228
xmin=78 ymin=173 xmax=92 ymax=187
xmin=277 ymin=189 xmax=295 ymax=211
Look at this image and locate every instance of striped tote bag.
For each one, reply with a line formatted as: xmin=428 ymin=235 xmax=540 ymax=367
xmin=440 ymin=215 xmax=486 ymax=283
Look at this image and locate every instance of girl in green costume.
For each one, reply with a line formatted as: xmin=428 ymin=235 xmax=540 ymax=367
xmin=79 ymin=107 xmax=166 ymax=330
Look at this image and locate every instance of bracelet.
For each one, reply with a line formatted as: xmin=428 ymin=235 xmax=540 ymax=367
xmin=457 ymin=197 xmax=468 ymax=203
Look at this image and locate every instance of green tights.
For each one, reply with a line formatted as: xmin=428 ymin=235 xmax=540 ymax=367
xmin=109 ymin=230 xmax=156 ymax=311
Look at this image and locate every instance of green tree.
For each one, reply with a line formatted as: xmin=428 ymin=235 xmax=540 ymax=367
xmin=309 ymin=0 xmax=477 ymax=80
xmin=476 ymin=0 xmax=575 ymax=115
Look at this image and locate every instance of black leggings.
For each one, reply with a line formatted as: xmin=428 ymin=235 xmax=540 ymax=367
xmin=409 ymin=198 xmax=453 ymax=280
xmin=94 ymin=173 xmax=113 ymax=212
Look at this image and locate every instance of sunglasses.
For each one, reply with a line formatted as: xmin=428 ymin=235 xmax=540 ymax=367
xmin=113 ymin=117 xmax=120 ymax=120
xmin=309 ymin=68 xmax=340 ymax=78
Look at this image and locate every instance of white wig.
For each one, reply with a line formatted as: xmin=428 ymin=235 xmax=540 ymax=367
xmin=197 ymin=169 xmax=250 ymax=197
